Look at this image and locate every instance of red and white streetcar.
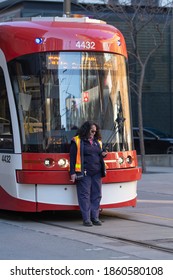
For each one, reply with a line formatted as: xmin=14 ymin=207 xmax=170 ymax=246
xmin=0 ymin=16 xmax=141 ymax=212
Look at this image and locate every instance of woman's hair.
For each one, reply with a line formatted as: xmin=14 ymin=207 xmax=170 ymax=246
xmin=77 ymin=121 xmax=101 ymax=140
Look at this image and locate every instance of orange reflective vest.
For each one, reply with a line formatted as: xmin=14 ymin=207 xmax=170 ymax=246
xmin=73 ymin=135 xmax=103 ymax=172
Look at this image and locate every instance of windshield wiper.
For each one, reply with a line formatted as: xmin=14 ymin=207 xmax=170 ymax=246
xmin=103 ymin=116 xmax=125 ymax=152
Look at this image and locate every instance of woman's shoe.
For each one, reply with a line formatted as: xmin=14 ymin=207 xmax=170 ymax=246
xmin=83 ymin=220 xmax=93 ymax=227
xmin=91 ymin=219 xmax=102 ymax=226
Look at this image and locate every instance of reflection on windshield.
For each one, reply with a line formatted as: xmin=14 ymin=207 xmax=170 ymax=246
xmin=8 ymin=51 xmax=132 ymax=153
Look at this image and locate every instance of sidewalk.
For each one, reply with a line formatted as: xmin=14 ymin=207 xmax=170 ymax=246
xmin=143 ymin=166 xmax=173 ymax=173
xmin=138 ymin=166 xmax=173 ymax=195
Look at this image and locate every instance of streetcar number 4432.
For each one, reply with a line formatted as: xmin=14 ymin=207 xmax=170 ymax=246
xmin=76 ymin=41 xmax=95 ymax=49
xmin=2 ymin=155 xmax=11 ymax=163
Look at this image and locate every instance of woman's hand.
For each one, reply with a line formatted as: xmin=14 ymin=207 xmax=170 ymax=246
xmin=102 ymin=151 xmax=107 ymax=157
xmin=70 ymin=174 xmax=76 ymax=183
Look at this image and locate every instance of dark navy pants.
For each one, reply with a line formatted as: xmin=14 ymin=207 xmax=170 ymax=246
xmin=76 ymin=172 xmax=102 ymax=222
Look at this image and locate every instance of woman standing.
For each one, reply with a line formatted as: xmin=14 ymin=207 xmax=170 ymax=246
xmin=70 ymin=121 xmax=107 ymax=226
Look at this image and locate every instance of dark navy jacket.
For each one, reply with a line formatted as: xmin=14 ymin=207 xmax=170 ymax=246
xmin=70 ymin=137 xmax=106 ymax=177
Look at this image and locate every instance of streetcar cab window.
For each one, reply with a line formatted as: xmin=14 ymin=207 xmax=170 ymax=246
xmin=0 ymin=67 xmax=14 ymax=152
xmin=8 ymin=52 xmax=132 ymax=153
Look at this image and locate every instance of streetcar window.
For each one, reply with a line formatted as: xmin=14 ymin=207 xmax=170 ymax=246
xmin=0 ymin=67 xmax=14 ymax=152
xmin=8 ymin=52 xmax=132 ymax=153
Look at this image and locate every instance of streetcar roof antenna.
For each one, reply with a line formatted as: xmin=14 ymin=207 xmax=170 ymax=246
xmin=63 ymin=0 xmax=71 ymax=18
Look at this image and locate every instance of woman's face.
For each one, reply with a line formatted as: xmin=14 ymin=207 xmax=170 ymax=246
xmin=89 ymin=125 xmax=97 ymax=139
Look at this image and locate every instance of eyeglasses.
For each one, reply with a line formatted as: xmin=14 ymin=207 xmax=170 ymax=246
xmin=91 ymin=130 xmax=97 ymax=133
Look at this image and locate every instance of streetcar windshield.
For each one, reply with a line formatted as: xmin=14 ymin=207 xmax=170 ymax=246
xmin=8 ymin=52 xmax=132 ymax=153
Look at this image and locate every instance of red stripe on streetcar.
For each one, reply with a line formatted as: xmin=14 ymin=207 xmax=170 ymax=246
xmin=0 ymin=186 xmax=36 ymax=212
xmin=16 ymin=168 xmax=141 ymax=184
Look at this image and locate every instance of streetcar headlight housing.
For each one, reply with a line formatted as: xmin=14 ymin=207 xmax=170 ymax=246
xmin=35 ymin=37 xmax=43 ymax=44
xmin=44 ymin=158 xmax=55 ymax=167
xmin=118 ymin=157 xmax=124 ymax=164
xmin=58 ymin=158 xmax=69 ymax=168
xmin=126 ymin=155 xmax=133 ymax=164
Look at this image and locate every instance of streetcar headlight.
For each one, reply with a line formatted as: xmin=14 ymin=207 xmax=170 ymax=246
xmin=118 ymin=157 xmax=124 ymax=164
xmin=35 ymin=37 xmax=43 ymax=44
xmin=126 ymin=155 xmax=133 ymax=164
xmin=44 ymin=158 xmax=55 ymax=167
xmin=58 ymin=158 xmax=69 ymax=168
